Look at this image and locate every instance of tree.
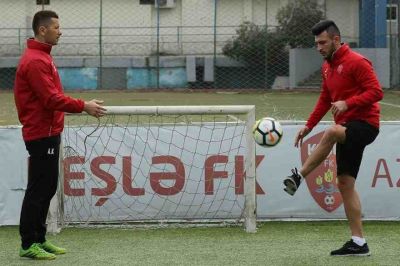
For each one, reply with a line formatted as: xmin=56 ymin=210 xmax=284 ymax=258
xmin=222 ymin=22 xmax=270 ymax=67
xmin=276 ymin=0 xmax=324 ymax=48
xmin=221 ymin=0 xmax=324 ymax=87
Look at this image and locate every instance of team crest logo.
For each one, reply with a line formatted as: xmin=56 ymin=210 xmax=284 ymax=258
xmin=323 ymin=68 xmax=328 ymax=79
xmin=300 ymin=131 xmax=342 ymax=212
xmin=337 ymin=64 xmax=343 ymax=74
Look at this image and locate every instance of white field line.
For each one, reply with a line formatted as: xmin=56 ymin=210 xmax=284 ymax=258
xmin=380 ymin=101 xmax=400 ymax=108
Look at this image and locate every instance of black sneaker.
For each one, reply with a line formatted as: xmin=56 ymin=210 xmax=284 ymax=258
xmin=283 ymin=168 xmax=302 ymax=195
xmin=330 ymin=240 xmax=371 ymax=256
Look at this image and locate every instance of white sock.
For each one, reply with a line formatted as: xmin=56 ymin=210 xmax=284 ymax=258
xmin=352 ymin=236 xmax=366 ymax=246
xmin=298 ymin=171 xmax=305 ymax=181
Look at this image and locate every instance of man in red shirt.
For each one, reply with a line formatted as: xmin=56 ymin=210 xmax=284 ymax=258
xmin=14 ymin=10 xmax=106 ymax=260
xmin=283 ymin=20 xmax=383 ymax=256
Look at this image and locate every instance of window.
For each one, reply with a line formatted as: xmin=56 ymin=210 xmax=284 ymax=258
xmin=387 ymin=5 xmax=398 ymax=21
xmin=140 ymin=0 xmax=155 ymax=4
xmin=36 ymin=0 xmax=50 ymax=5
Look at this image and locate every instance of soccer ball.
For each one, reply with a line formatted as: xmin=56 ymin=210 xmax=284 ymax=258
xmin=324 ymin=195 xmax=335 ymax=206
xmin=252 ymin=117 xmax=283 ymax=147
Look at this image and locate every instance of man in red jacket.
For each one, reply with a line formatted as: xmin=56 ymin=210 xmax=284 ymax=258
xmin=14 ymin=10 xmax=106 ymax=260
xmin=283 ymin=20 xmax=383 ymax=256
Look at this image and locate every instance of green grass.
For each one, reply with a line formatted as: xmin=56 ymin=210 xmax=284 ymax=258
xmin=1 ymin=221 xmax=399 ymax=265
xmin=2 ymin=90 xmax=400 ymax=126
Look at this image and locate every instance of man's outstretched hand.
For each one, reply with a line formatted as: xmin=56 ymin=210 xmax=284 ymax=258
xmin=84 ymin=99 xmax=107 ymax=118
xmin=294 ymin=126 xmax=311 ymax=148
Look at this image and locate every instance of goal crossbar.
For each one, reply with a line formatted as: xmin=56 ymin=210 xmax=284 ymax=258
xmin=89 ymin=105 xmax=256 ymax=115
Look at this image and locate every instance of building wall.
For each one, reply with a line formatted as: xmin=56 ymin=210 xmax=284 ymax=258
xmin=1 ymin=0 xmax=381 ymax=90
xmin=0 ymin=0 xmax=361 ymax=56
xmin=325 ymin=0 xmax=360 ymax=44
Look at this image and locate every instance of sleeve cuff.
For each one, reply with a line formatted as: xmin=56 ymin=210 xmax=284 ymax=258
xmin=78 ymin=99 xmax=85 ymax=113
xmin=345 ymin=99 xmax=355 ymax=109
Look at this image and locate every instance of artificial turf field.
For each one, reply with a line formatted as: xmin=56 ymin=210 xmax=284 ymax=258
xmin=1 ymin=221 xmax=399 ymax=265
xmin=1 ymin=90 xmax=400 ymax=125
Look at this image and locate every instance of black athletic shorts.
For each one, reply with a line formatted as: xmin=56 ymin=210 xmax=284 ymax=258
xmin=336 ymin=120 xmax=379 ymax=178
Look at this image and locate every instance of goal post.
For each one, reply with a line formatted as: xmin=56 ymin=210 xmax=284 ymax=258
xmin=48 ymin=105 xmax=257 ymax=233
xmin=244 ymin=106 xmax=257 ymax=233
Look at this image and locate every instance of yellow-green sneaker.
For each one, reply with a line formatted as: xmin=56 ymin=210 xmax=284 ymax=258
xmin=39 ymin=241 xmax=66 ymax=255
xmin=19 ymin=243 xmax=56 ymax=260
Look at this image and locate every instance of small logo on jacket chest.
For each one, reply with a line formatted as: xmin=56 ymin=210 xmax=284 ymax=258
xmin=323 ymin=68 xmax=328 ymax=79
xmin=337 ymin=64 xmax=343 ymax=74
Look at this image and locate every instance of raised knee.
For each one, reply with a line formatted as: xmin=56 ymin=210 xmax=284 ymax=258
xmin=324 ymin=125 xmax=344 ymax=142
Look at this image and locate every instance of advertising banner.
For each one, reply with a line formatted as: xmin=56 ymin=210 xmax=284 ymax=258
xmin=0 ymin=122 xmax=399 ymax=225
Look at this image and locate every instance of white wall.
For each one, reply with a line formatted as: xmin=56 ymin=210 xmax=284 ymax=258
xmin=289 ymin=48 xmax=322 ymax=88
xmin=325 ymin=0 xmax=359 ymax=44
xmin=266 ymin=0 xmax=289 ymax=28
xmin=356 ymin=48 xmax=391 ymax=88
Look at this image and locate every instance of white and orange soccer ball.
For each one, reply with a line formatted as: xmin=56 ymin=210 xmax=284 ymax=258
xmin=252 ymin=117 xmax=283 ymax=147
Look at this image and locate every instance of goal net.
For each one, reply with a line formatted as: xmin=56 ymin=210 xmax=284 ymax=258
xmin=49 ymin=105 xmax=256 ymax=232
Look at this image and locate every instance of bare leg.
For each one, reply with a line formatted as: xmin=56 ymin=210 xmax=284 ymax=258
xmin=300 ymin=125 xmax=346 ymax=177
xmin=337 ymin=174 xmax=363 ymax=237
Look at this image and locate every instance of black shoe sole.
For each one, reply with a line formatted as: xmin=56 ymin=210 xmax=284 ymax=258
xmin=330 ymin=252 xmax=371 ymax=257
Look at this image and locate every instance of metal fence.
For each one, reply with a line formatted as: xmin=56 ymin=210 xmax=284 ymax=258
xmin=0 ymin=0 xmax=399 ymax=90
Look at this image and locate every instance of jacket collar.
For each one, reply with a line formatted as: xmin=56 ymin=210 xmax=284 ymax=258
xmin=329 ymin=43 xmax=349 ymax=65
xmin=27 ymin=38 xmax=52 ymax=54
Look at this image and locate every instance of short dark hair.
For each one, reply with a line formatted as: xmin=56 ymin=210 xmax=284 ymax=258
xmin=32 ymin=10 xmax=59 ymax=35
xmin=311 ymin=20 xmax=340 ymax=37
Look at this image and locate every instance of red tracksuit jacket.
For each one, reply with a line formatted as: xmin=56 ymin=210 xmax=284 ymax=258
xmin=305 ymin=44 xmax=383 ymax=130
xmin=14 ymin=39 xmax=85 ymax=141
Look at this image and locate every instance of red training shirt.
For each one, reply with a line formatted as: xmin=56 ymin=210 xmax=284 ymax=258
xmin=305 ymin=44 xmax=383 ymax=130
xmin=14 ymin=39 xmax=84 ymax=141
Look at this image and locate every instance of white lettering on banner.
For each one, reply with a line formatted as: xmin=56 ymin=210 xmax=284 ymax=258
xmin=323 ymin=158 xmax=335 ymax=168
xmin=47 ymin=148 xmax=55 ymax=155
